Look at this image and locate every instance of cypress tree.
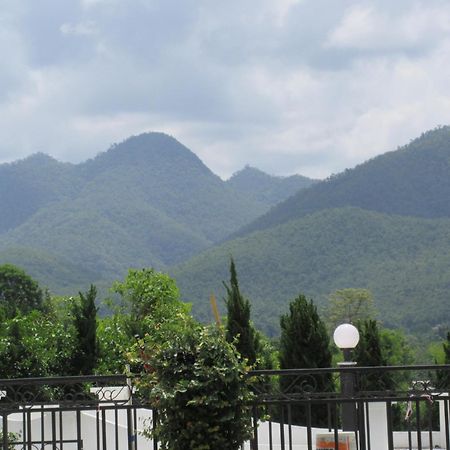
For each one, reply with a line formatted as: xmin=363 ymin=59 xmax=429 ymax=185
xmin=279 ymin=294 xmax=332 ymax=426
xmin=436 ymin=331 xmax=450 ymax=389
xmin=71 ymin=285 xmax=99 ymax=375
xmin=353 ymin=319 xmax=394 ymax=391
xmin=224 ymin=258 xmax=261 ymax=366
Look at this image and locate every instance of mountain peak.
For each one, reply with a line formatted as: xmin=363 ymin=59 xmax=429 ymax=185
xmin=227 ymin=165 xmax=316 ymax=207
xmin=88 ymin=132 xmax=209 ymax=172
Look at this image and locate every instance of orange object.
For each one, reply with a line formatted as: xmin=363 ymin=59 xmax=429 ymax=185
xmin=316 ymin=435 xmax=352 ymax=450
xmin=210 ymin=294 xmax=221 ymax=326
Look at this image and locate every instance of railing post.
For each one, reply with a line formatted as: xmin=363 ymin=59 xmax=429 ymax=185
xmin=339 ymin=367 xmax=357 ymax=431
xmin=2 ymin=413 xmax=8 ymax=450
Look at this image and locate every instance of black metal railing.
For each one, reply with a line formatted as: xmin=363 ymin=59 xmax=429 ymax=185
xmin=247 ymin=364 xmax=450 ymax=450
xmin=0 ymin=365 xmax=449 ymax=450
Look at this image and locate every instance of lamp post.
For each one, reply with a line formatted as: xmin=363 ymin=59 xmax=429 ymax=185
xmin=333 ymin=323 xmax=360 ymax=431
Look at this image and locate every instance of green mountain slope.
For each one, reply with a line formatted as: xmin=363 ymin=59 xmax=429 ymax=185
xmin=0 ymin=132 xmax=313 ymax=294
xmin=0 ymin=154 xmax=82 ymax=233
xmin=226 ymin=166 xmax=317 ymax=206
xmin=172 ymin=207 xmax=450 ymax=335
xmin=235 ymin=127 xmax=450 ymax=237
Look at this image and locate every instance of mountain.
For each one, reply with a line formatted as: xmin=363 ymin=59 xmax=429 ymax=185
xmin=172 ymin=127 xmax=450 ymax=336
xmin=226 ymin=166 xmax=317 ymax=206
xmin=235 ymin=126 xmax=450 ymax=237
xmin=172 ymin=207 xmax=450 ymax=336
xmin=0 ymin=133 xmax=312 ymax=294
xmin=0 ymin=153 xmax=82 ymax=233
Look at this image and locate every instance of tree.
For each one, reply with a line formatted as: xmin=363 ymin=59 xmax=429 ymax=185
xmin=327 ymin=288 xmax=375 ymax=328
xmin=113 ymin=268 xmax=180 ymax=318
xmin=71 ymin=285 xmax=98 ymax=375
xmin=353 ymin=319 xmax=394 ymax=392
xmin=224 ymin=258 xmax=261 ymax=366
xmin=436 ymin=332 xmax=450 ymax=389
xmin=0 ymin=319 xmax=41 ymax=378
xmin=279 ymin=294 xmax=332 ymax=425
xmin=0 ymin=264 xmax=43 ymax=317
xmin=101 ymin=269 xmax=191 ymax=374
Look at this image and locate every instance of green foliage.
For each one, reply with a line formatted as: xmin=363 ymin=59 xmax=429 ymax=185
xmin=96 ymin=313 xmax=131 ymax=374
xmin=138 ymin=326 xmax=254 ymax=450
xmin=0 ymin=264 xmax=43 ymax=317
xmin=224 ymin=259 xmax=261 ymax=367
xmin=353 ymin=320 xmax=394 ymax=392
xmin=0 ymin=431 xmax=21 ymax=450
xmin=279 ymin=295 xmax=332 ymax=425
xmin=327 ymin=288 xmax=375 ymax=328
xmin=98 ymin=268 xmax=192 ymax=374
xmin=435 ymin=332 xmax=450 ymax=389
xmin=174 ymin=207 xmax=450 ymax=340
xmin=0 ymin=311 xmax=76 ymax=378
xmin=113 ymin=268 xmax=180 ymax=319
xmin=70 ymin=285 xmax=98 ymax=375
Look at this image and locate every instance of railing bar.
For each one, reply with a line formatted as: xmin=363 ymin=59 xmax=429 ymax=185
xmin=428 ymin=399 xmax=433 ymax=450
xmin=153 ymin=409 xmax=158 ymax=450
xmin=287 ymin=403 xmax=292 ymax=450
xmin=127 ymin=406 xmax=133 ymax=450
xmin=334 ymin=402 xmax=339 ymax=450
xmin=327 ymin=403 xmax=332 ymax=432
xmin=2 ymin=413 xmax=8 ymax=450
xmin=115 ymin=407 xmax=119 ymax=450
xmin=357 ymin=401 xmax=366 ymax=450
xmin=76 ymin=409 xmax=82 ymax=450
xmin=59 ymin=409 xmax=64 ymax=450
xmin=407 ymin=413 xmax=412 ymax=450
xmin=365 ymin=401 xmax=371 ymax=450
xmin=52 ymin=410 xmax=57 ymax=450
xmin=386 ymin=400 xmax=394 ymax=450
xmin=269 ymin=418 xmax=273 ymax=450
xmin=22 ymin=409 xmax=27 ymax=449
xmin=27 ymin=409 xmax=32 ymax=450
xmin=280 ymin=406 xmax=285 ymax=450
xmin=306 ymin=403 xmax=312 ymax=450
xmin=134 ymin=406 xmax=138 ymax=450
xmin=445 ymin=398 xmax=450 ymax=450
xmin=41 ymin=405 xmax=45 ymax=449
xmin=249 ymin=363 xmax=450 ymax=376
xmin=252 ymin=404 xmax=259 ymax=450
xmin=96 ymin=408 xmax=100 ymax=450
xmin=416 ymin=400 xmax=422 ymax=450
xmin=102 ymin=408 xmax=107 ymax=450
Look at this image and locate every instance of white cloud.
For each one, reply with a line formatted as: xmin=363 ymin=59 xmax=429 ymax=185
xmin=327 ymin=3 xmax=450 ymax=51
xmin=0 ymin=0 xmax=450 ymax=179
xmin=60 ymin=20 xmax=98 ymax=36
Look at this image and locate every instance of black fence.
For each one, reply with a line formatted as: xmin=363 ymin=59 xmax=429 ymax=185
xmin=0 ymin=374 xmax=153 ymax=450
xmin=0 ymin=365 xmax=450 ymax=450
xmin=248 ymin=364 xmax=450 ymax=450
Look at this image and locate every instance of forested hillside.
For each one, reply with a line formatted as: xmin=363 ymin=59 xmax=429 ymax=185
xmin=0 ymin=154 xmax=81 ymax=233
xmin=173 ymin=207 xmax=450 ymax=336
xmin=235 ymin=126 xmax=450 ymax=237
xmin=0 ymin=133 xmax=312 ymax=294
xmin=226 ymin=166 xmax=317 ymax=206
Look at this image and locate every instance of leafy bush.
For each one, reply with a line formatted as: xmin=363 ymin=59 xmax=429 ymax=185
xmin=137 ymin=326 xmax=254 ymax=450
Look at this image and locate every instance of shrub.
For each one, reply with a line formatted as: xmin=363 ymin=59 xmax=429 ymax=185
xmin=138 ymin=326 xmax=254 ymax=450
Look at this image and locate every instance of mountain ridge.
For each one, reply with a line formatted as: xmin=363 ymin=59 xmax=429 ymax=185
xmin=0 ymin=132 xmax=315 ymax=294
xmin=232 ymin=126 xmax=450 ymax=238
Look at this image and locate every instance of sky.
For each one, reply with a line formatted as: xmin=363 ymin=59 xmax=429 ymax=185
xmin=1 ymin=0 xmax=450 ymax=179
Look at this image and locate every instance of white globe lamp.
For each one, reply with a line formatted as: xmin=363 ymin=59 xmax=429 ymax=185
xmin=333 ymin=323 xmax=360 ymax=350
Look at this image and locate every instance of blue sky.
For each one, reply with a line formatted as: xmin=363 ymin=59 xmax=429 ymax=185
xmin=1 ymin=0 xmax=450 ymax=178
